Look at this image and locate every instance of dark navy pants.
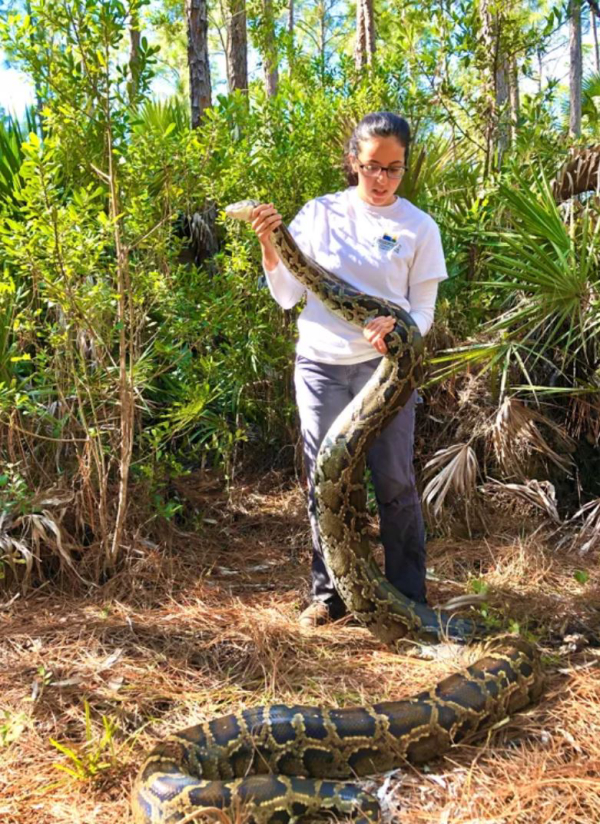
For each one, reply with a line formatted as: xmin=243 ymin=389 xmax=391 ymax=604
xmin=294 ymin=354 xmax=427 ymax=613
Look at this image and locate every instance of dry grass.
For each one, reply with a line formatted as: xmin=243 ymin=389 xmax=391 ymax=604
xmin=1 ymin=471 xmax=599 ymax=824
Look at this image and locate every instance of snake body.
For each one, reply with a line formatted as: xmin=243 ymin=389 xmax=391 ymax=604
xmin=132 ymin=200 xmax=543 ymax=823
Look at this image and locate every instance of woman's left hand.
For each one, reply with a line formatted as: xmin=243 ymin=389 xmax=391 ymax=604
xmin=363 ymin=316 xmax=396 ymax=355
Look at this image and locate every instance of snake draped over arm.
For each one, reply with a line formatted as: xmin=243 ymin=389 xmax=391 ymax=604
xmin=131 ymin=200 xmax=543 ymax=824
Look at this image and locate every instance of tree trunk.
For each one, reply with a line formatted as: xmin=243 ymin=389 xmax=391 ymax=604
xmin=479 ymin=0 xmax=511 ymax=158
xmin=319 ymin=0 xmax=326 ymax=78
xmin=283 ymin=0 xmax=295 ymax=76
xmin=226 ymin=0 xmax=248 ymax=93
xmin=496 ymin=50 xmax=510 ymax=154
xmin=593 ymin=6 xmax=600 ymax=73
xmin=364 ymin=0 xmax=375 ymax=61
xmin=128 ymin=6 xmax=141 ymax=104
xmin=355 ymin=0 xmax=375 ymax=70
xmin=355 ymin=0 xmax=365 ymax=69
xmin=186 ymin=0 xmax=212 ymax=128
xmin=262 ymin=0 xmax=279 ymax=97
xmin=509 ymin=55 xmax=520 ymax=144
xmin=570 ymin=0 xmax=582 ymax=137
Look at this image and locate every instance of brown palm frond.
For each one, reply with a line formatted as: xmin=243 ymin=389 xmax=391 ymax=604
xmin=492 ymin=397 xmax=574 ymax=479
xmin=481 ymin=478 xmax=561 ymax=524
xmin=552 ymin=145 xmax=600 ymax=203
xmin=0 ymin=512 xmax=36 ymax=588
xmin=569 ymin=497 xmax=600 ymax=554
xmin=0 ymin=499 xmax=79 ymax=592
xmin=422 ymin=442 xmax=479 ymax=521
xmin=567 ymin=393 xmax=600 ymax=444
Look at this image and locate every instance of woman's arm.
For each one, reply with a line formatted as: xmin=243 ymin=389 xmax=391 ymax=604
xmin=404 ymin=216 xmax=447 ymax=336
xmin=250 ymin=202 xmax=308 ymax=310
xmin=407 ymin=278 xmax=440 ymax=336
xmin=263 ymin=259 xmax=306 ymax=309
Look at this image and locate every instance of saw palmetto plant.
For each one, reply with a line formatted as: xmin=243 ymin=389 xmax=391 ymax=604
xmin=431 ymin=168 xmax=600 ymax=415
xmin=485 ymin=178 xmax=598 ymax=393
xmin=423 ymin=157 xmax=600 ymax=530
xmin=0 ymin=108 xmax=37 ymax=213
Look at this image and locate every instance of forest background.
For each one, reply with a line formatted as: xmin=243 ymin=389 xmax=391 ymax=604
xmin=0 ymin=0 xmax=599 ymax=588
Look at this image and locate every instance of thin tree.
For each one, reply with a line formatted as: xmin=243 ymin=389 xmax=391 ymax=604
xmin=570 ymin=0 xmax=582 ymax=137
xmin=509 ymin=55 xmax=520 ymax=143
xmin=186 ymin=0 xmax=212 ymax=127
xmin=355 ymin=0 xmax=375 ymax=70
xmin=262 ymin=0 xmax=279 ymax=97
xmin=588 ymin=0 xmax=600 ymax=71
xmin=226 ymin=0 xmax=248 ymax=93
xmin=285 ymin=0 xmax=295 ymax=75
xmin=479 ymin=0 xmax=510 ymax=157
xmin=128 ymin=1 xmax=141 ymax=104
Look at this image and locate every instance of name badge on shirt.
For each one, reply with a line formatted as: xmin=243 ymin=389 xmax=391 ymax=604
xmin=376 ymin=233 xmax=402 ymax=254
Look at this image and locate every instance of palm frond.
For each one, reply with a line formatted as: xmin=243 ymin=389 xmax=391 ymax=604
xmin=0 ymin=108 xmax=36 ymax=209
xmin=583 ymin=71 xmax=600 ymax=102
xmin=569 ymin=497 xmax=600 ymax=554
xmin=492 ymin=397 xmax=574 ymax=479
xmin=481 ymin=478 xmax=561 ymax=523
xmin=552 ymin=145 xmax=600 ymax=203
xmin=422 ymin=443 xmax=479 ymax=521
xmin=133 ymin=98 xmax=190 ymax=136
xmin=425 ymin=343 xmax=505 ymax=387
xmin=499 ymin=176 xmax=568 ymax=248
xmin=399 ymin=136 xmax=479 ymax=207
xmin=0 ymin=504 xmax=76 ymax=592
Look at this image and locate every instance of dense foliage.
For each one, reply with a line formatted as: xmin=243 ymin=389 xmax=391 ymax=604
xmin=0 ymin=0 xmax=599 ymax=585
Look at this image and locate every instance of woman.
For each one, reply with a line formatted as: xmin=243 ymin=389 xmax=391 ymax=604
xmin=250 ymin=112 xmax=447 ymax=627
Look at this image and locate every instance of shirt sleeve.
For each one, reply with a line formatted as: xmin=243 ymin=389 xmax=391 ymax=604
xmin=263 ymin=259 xmax=305 ymax=309
xmin=409 ymin=217 xmax=448 ymax=286
xmin=263 ymin=200 xmax=315 ymax=310
xmin=408 ymin=278 xmax=440 ymax=336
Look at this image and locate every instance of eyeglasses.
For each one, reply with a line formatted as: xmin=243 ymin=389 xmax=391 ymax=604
xmin=358 ymin=162 xmax=407 ymax=180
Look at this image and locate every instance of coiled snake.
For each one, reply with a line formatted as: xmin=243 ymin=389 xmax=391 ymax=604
xmin=132 ymin=200 xmax=543 ymax=823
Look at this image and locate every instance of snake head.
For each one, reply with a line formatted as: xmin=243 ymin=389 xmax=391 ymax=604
xmin=224 ymin=199 xmax=261 ymax=222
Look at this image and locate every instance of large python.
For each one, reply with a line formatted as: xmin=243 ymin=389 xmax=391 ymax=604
xmin=132 ymin=200 xmax=543 ymax=823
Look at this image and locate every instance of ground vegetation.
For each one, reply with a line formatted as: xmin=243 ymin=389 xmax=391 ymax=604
xmin=1 ymin=477 xmax=599 ymax=823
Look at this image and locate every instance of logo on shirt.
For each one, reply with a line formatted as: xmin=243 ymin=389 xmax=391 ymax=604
xmin=376 ymin=233 xmax=402 ymax=253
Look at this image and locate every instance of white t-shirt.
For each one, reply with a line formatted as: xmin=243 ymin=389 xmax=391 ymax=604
xmin=264 ymin=187 xmax=448 ymax=364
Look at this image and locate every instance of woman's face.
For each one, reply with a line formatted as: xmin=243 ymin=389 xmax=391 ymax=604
xmin=350 ymin=136 xmax=406 ymax=207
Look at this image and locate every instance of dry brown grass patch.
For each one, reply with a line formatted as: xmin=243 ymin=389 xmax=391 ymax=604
xmin=1 ymin=474 xmax=599 ymax=823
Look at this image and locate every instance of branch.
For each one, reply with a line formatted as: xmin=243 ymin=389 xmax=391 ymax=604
xmin=415 ymin=56 xmax=487 ymax=154
xmin=129 ymin=214 xmax=172 ymax=251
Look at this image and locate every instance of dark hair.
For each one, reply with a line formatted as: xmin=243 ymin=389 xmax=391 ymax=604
xmin=344 ymin=112 xmax=411 ymax=186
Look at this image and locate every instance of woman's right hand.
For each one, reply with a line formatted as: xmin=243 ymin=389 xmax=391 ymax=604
xmin=251 ymin=203 xmax=282 ymax=271
xmin=251 ymin=203 xmax=282 ymax=244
